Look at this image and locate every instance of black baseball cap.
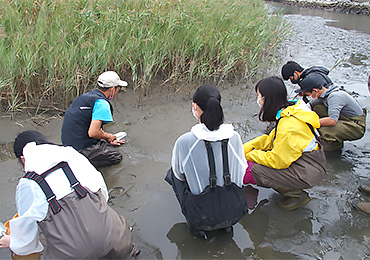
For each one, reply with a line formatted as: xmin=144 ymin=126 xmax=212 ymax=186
xmin=295 ymin=73 xmax=329 ymax=93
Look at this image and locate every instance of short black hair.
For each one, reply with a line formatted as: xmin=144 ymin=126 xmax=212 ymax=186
xmin=281 ymin=61 xmax=304 ymax=80
xmin=13 ymin=130 xmax=50 ymax=158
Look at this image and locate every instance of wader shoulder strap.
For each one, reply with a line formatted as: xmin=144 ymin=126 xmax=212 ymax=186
xmin=40 ymin=162 xmax=87 ymax=199
xmin=204 ymin=139 xmax=231 ymax=188
xmin=306 ymin=123 xmax=319 ymax=141
xmin=221 ymin=139 xmax=231 ymax=186
xmin=24 ymin=171 xmax=61 ymax=214
xmin=23 ymin=162 xmax=87 ymax=214
xmin=205 ymin=141 xmax=217 ymax=188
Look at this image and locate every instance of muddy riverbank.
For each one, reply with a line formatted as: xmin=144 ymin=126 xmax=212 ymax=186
xmin=1 ymin=3 xmax=370 ymax=260
xmin=271 ymin=0 xmax=370 ymax=15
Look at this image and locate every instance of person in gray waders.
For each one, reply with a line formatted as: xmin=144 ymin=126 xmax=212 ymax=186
xmin=0 ymin=130 xmax=139 ymax=259
xmin=165 ymin=85 xmax=248 ymax=239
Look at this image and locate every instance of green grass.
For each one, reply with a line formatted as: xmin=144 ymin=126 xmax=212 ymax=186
xmin=0 ymin=0 xmax=289 ymax=115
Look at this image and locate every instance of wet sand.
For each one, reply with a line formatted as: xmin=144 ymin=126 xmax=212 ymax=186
xmin=1 ymin=3 xmax=370 ymax=259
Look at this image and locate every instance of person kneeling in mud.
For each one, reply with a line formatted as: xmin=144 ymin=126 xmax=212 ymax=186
xmin=243 ymin=76 xmax=326 ymax=211
xmin=165 ymin=85 xmax=248 ymax=238
xmin=61 ymin=71 xmax=127 ymax=167
xmin=0 ymin=130 xmax=139 ymax=259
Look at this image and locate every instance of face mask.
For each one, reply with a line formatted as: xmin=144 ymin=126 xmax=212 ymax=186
xmin=257 ymin=97 xmax=264 ymax=108
xmin=291 ymin=73 xmax=300 ymax=84
xmin=108 ymin=88 xmax=114 ymax=100
xmin=192 ymin=106 xmax=198 ymax=120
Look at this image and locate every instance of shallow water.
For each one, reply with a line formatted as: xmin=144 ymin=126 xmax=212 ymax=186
xmin=1 ymin=3 xmax=370 ymax=260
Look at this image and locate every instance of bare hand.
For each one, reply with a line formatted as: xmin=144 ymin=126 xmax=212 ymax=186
xmin=0 ymin=235 xmax=10 ymax=248
xmin=110 ymin=139 xmax=125 ymax=146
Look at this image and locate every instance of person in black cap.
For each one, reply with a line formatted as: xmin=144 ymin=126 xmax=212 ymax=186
xmin=296 ymin=73 xmax=366 ymax=151
xmin=281 ymin=61 xmax=332 ymax=85
xmin=61 ymin=71 xmax=127 ymax=167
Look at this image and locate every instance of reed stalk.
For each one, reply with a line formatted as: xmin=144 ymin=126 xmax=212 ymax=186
xmin=0 ymin=0 xmax=289 ymax=115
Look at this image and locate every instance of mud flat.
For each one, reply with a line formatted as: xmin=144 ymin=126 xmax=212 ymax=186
xmin=270 ymin=0 xmax=370 ymax=15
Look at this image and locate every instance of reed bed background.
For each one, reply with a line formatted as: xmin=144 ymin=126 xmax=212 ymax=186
xmin=0 ymin=0 xmax=289 ymax=115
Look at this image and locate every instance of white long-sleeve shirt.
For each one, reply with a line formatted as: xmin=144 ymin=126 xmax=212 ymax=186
xmin=9 ymin=142 xmax=108 ymax=255
xmin=171 ymin=123 xmax=247 ymax=195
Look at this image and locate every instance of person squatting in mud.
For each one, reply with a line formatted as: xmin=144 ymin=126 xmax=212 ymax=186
xmin=61 ymin=71 xmax=127 ymax=168
xmin=0 ymin=130 xmax=139 ymax=259
xmin=281 ymin=61 xmax=366 ymax=151
xmin=243 ymin=76 xmax=326 ymax=211
xmin=165 ymin=85 xmax=248 ymax=238
xmin=295 ymin=73 xmax=366 ymax=151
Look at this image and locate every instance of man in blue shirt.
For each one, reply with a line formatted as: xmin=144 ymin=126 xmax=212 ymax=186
xmin=61 ymin=71 xmax=127 ymax=167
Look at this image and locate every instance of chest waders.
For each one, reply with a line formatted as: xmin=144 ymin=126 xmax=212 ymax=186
xmin=254 ymin=118 xmax=326 ymax=210
xmin=24 ymin=162 xmax=87 ymax=214
xmin=165 ymin=139 xmax=248 ymax=237
xmin=24 ymin=162 xmax=137 ymax=259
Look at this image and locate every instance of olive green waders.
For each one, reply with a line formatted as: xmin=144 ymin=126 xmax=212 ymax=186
xmin=313 ymin=104 xmax=366 ymax=151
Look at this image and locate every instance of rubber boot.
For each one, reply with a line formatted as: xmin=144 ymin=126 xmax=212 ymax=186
xmin=321 ymin=140 xmax=343 ymax=152
xmin=359 ymin=185 xmax=370 ymax=195
xmin=355 ymin=201 xmax=370 ymax=215
xmin=275 ymin=188 xmax=311 ymax=211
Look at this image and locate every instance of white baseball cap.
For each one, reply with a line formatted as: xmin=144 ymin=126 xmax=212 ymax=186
xmin=97 ymin=71 xmax=128 ymax=88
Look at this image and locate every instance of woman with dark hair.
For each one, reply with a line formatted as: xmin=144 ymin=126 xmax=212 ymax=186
xmin=243 ymin=76 xmax=326 ymax=210
xmin=0 ymin=130 xmax=139 ymax=259
xmin=165 ymin=85 xmax=248 ymax=238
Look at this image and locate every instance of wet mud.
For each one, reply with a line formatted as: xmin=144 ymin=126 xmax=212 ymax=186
xmin=1 ymin=3 xmax=370 ymax=260
xmin=269 ymin=0 xmax=370 ymax=16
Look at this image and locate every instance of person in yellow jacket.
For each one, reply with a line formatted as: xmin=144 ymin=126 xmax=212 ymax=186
xmin=243 ymin=76 xmax=326 ymax=210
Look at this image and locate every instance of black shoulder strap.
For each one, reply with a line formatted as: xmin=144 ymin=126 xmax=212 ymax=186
xmin=24 ymin=171 xmax=61 ymax=214
xmin=23 ymin=161 xmax=87 ymax=214
xmin=306 ymin=123 xmax=319 ymax=140
xmin=40 ymin=162 xmax=87 ymax=199
xmin=204 ymin=139 xmax=231 ymax=188
xmin=221 ymin=139 xmax=231 ymax=186
xmin=272 ymin=119 xmax=280 ymax=142
xmin=204 ymin=141 xmax=217 ymax=188
xmin=306 ymin=123 xmax=323 ymax=148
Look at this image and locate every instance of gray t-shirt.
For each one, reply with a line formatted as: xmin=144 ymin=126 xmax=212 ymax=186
xmin=310 ymin=84 xmax=363 ymax=121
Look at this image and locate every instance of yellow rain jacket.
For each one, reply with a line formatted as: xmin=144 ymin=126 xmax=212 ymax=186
xmin=243 ymin=100 xmax=320 ymax=169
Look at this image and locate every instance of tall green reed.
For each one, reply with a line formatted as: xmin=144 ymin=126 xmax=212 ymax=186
xmin=0 ymin=0 xmax=289 ymax=115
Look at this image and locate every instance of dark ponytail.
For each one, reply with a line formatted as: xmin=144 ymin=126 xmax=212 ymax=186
xmin=193 ymin=85 xmax=224 ymax=131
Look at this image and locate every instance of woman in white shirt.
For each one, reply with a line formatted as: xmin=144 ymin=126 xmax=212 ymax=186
xmin=0 ymin=130 xmax=139 ymax=259
xmin=166 ymin=85 xmax=248 ymax=238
